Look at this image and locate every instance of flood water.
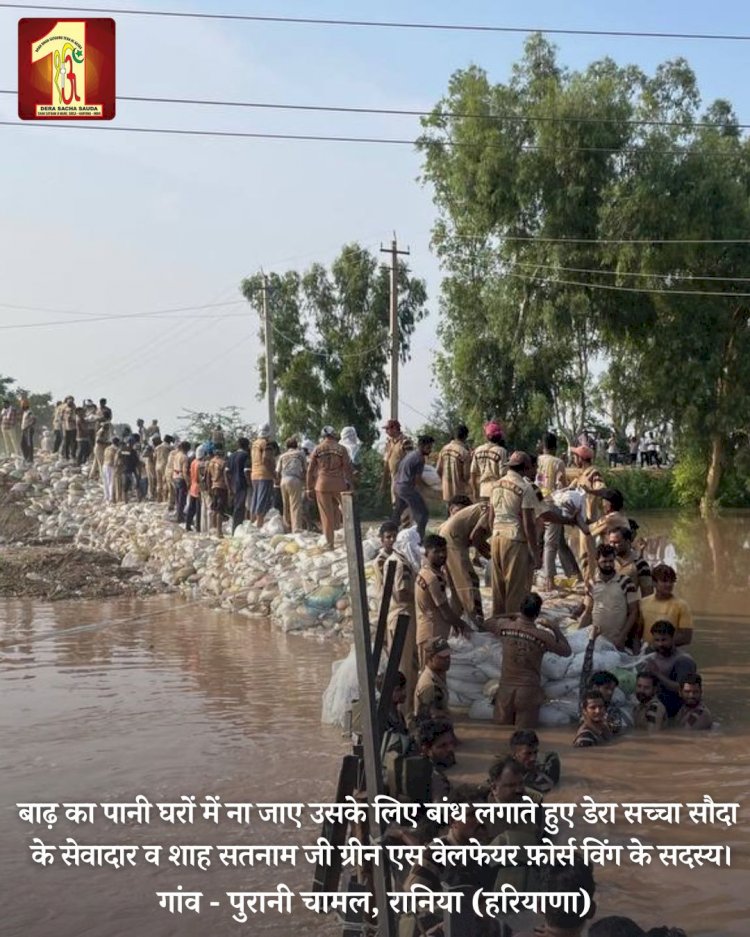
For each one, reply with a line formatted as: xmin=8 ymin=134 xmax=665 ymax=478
xmin=1 ymin=511 xmax=749 ymax=936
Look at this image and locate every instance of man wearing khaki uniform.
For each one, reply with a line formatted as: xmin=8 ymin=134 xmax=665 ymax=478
xmin=276 ymin=438 xmax=306 ymax=532
xmin=415 ymin=534 xmax=467 ymax=668
xmin=436 ymin=424 xmax=471 ymax=505
xmin=306 ymin=426 xmax=352 ymax=549
xmin=438 ymin=498 xmax=491 ymax=622
xmin=488 ymin=451 xmax=539 ymax=616
xmin=154 ymin=435 xmax=173 ymax=503
xmin=383 ymin=543 xmax=418 ymax=726
xmin=470 ymin=420 xmax=508 ymax=501
xmin=381 ymin=418 xmax=412 ymax=500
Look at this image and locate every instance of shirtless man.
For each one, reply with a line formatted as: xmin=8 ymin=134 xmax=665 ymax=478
xmin=485 ymin=592 xmax=571 ymax=728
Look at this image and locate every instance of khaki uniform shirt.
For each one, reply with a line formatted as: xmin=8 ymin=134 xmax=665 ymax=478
xmin=438 ymin=502 xmax=490 ymax=551
xmin=383 ymin=434 xmax=412 ymax=490
xmin=52 ymin=403 xmax=64 ymax=431
xmin=306 ymin=440 xmax=352 ymax=493
xmin=103 ymin=444 xmax=118 ymax=467
xmin=674 ymin=703 xmax=712 ymax=730
xmin=470 ymin=442 xmax=508 ymax=498
xmin=494 ymin=619 xmax=558 ymax=687
xmin=436 ymin=440 xmax=471 ymax=501
xmin=415 ymin=563 xmax=452 ymax=645
xmin=385 ymin=551 xmax=415 ymax=619
xmin=277 ymin=449 xmax=306 ymax=481
xmin=574 ymin=464 xmax=605 ymax=523
xmin=414 ymin=667 xmax=450 ymax=719
xmin=535 ymin=453 xmax=566 ymax=496
xmin=251 ymin=438 xmax=276 ymax=481
xmin=164 ymin=448 xmax=177 ymax=482
xmin=154 ymin=442 xmax=172 ymax=473
xmin=490 ymin=470 xmax=537 ymax=541
xmin=172 ymin=450 xmax=189 ymax=483
xmin=61 ymin=405 xmax=76 ymax=431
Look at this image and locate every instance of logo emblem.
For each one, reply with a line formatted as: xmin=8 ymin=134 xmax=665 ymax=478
xmin=18 ymin=18 xmax=116 ymax=120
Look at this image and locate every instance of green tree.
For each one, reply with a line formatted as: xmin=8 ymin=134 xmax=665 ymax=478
xmin=177 ymin=407 xmax=253 ymax=447
xmin=420 ymin=36 xmax=750 ymax=509
xmin=240 ymin=243 xmax=427 ymax=445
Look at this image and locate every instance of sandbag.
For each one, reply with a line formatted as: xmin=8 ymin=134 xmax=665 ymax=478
xmin=541 ymin=654 xmax=572 ymax=681
xmin=305 ymin=584 xmax=345 ymax=612
xmin=321 ymin=648 xmax=359 ymax=727
xmin=538 ymin=703 xmax=574 ymax=727
xmin=469 ymin=697 xmax=495 ymax=720
xmin=445 ymin=677 xmax=485 ymax=701
xmin=544 ymin=678 xmax=579 ymax=700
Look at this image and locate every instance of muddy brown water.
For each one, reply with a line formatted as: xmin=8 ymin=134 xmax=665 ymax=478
xmin=1 ymin=511 xmax=748 ymax=936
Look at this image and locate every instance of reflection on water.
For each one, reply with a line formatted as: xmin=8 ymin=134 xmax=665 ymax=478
xmin=1 ymin=512 xmax=749 ymax=937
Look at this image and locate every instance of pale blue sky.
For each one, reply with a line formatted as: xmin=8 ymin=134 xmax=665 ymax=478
xmin=2 ymin=1 xmax=750 ymax=436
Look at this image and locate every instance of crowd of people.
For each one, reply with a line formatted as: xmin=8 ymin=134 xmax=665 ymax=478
xmin=364 ymin=419 xmax=706 ymax=935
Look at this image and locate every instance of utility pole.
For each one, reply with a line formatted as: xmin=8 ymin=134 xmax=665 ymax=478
xmin=380 ymin=235 xmax=409 ymax=423
xmin=261 ymin=272 xmax=276 ymax=438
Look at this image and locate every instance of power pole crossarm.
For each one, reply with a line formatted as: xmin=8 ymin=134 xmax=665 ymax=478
xmin=380 ymin=235 xmax=410 ymax=424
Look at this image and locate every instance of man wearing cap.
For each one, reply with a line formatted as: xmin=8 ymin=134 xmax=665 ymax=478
xmin=436 ymin=423 xmax=472 ymax=506
xmin=416 ymin=534 xmax=468 ymax=668
xmin=488 ymin=451 xmax=540 ymax=616
xmin=470 ymin=421 xmax=508 ymax=501
xmin=391 ymin=434 xmax=434 ymax=543
xmin=414 ymin=636 xmax=452 ymax=723
xmin=250 ymin=423 xmax=276 ymax=528
xmin=439 ymin=495 xmax=491 ymax=622
xmin=306 ymin=426 xmax=353 ymax=549
xmin=570 ymin=444 xmax=605 ymax=579
xmin=381 ymin=418 xmax=412 ymax=500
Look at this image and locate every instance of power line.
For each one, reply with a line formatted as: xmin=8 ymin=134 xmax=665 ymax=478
xmin=3 ymin=3 xmax=750 ymax=42
xmin=0 ymin=299 xmax=245 ymax=330
xmin=505 ymin=270 xmax=750 ymax=298
xmin=507 ymin=260 xmax=750 ymax=283
xmin=3 ymin=88 xmax=749 ymax=133
xmin=2 ymin=120 xmax=747 ymax=158
xmin=444 ymin=233 xmax=750 ymax=245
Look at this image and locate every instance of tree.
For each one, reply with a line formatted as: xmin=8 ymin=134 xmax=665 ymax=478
xmin=177 ymin=407 xmax=253 ymax=447
xmin=420 ymin=36 xmax=750 ymax=508
xmin=240 ymin=244 xmax=427 ymax=445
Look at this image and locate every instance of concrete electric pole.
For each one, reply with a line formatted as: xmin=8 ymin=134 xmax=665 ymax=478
xmin=380 ymin=235 xmax=410 ymax=423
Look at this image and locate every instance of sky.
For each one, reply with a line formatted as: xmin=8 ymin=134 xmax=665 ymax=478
xmin=3 ymin=0 xmax=750 ymax=437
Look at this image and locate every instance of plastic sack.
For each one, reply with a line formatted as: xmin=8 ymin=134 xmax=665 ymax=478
xmin=538 ymin=703 xmax=574 ymax=727
xmin=469 ymin=697 xmax=495 ymax=720
xmin=544 ymin=678 xmax=580 ymax=700
xmin=445 ymin=677 xmax=485 ymax=702
xmin=262 ymin=514 xmax=285 ymax=536
xmin=613 ymin=667 xmax=637 ymax=696
xmin=421 ymin=464 xmax=442 ymax=490
xmin=321 ymin=647 xmax=360 ymax=727
xmin=395 ymin=527 xmax=422 ymax=573
xmin=541 ymin=654 xmax=572 ymax=681
xmin=305 ymin=583 xmax=346 ymax=612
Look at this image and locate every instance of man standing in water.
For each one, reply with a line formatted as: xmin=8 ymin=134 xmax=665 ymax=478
xmin=574 ymin=691 xmax=612 ymax=747
xmin=470 ymin=420 xmax=508 ymax=501
xmin=674 ymin=673 xmax=712 ymax=729
xmin=306 ymin=426 xmax=352 ymax=549
xmin=578 ymin=544 xmax=638 ymax=650
xmin=632 ymin=672 xmax=667 ymax=731
xmin=641 ymin=620 xmax=697 ymax=718
xmin=485 ymin=592 xmax=571 ymax=728
xmin=436 ymin=423 xmax=472 ymax=506
xmin=640 ymin=564 xmax=693 ymax=648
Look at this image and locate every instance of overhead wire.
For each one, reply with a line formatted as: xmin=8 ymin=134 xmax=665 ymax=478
xmin=441 ymin=233 xmax=750 ymax=245
xmin=505 ymin=260 xmax=750 ymax=283
xmin=0 ymin=299 xmax=245 ymax=330
xmin=3 ymin=3 xmax=750 ymax=42
xmin=3 ymin=88 xmax=750 ymax=133
xmin=2 ymin=120 xmax=748 ymax=159
xmin=503 ymin=270 xmax=750 ymax=298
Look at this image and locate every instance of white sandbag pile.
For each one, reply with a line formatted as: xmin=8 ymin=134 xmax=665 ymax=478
xmin=2 ymin=452 xmax=390 ymax=639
